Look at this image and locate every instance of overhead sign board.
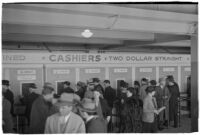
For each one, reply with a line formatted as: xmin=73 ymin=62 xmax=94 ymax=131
xmin=3 ymin=52 xmax=190 ymax=64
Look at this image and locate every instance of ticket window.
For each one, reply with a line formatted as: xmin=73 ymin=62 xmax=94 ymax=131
xmin=56 ymin=81 xmax=65 ymax=95
xmin=181 ymin=67 xmax=191 ymax=93
xmin=21 ymin=82 xmax=36 ymax=97
xmin=4 ymin=66 xmax=43 ymax=97
xmin=116 ymin=79 xmax=125 ymax=97
xmin=135 ymin=67 xmax=156 ymax=83
xmin=46 ymin=67 xmax=76 ymax=91
xmin=79 ymin=67 xmax=106 ymax=83
xmin=159 ymin=66 xmax=178 ymax=83
xmin=109 ymin=67 xmax=132 ymax=89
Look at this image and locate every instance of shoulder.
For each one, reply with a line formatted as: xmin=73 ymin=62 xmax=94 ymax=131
xmin=71 ymin=112 xmax=84 ymax=122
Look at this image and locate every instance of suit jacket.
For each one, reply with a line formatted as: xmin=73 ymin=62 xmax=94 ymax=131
xmin=45 ymin=112 xmax=85 ymax=133
xmin=142 ymin=95 xmax=157 ymax=123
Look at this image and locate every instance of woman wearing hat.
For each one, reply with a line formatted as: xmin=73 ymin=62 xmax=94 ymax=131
xmin=44 ymin=93 xmax=85 ymax=133
xmin=78 ymin=98 xmax=107 ymax=133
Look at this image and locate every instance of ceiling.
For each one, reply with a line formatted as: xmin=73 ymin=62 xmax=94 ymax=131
xmin=2 ymin=3 xmax=198 ymax=54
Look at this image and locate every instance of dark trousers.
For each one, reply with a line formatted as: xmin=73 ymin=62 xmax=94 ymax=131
xmin=142 ymin=121 xmax=157 ymax=133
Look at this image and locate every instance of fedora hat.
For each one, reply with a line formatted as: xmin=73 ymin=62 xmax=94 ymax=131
xmin=54 ymin=93 xmax=77 ymax=107
xmin=78 ymin=98 xmax=97 ymax=113
xmin=2 ymin=80 xmax=10 ymax=86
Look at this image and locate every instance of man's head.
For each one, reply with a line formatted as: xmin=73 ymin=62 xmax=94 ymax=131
xmin=93 ymin=78 xmax=100 ymax=86
xmin=141 ymin=78 xmax=148 ymax=85
xmin=133 ymin=81 xmax=140 ymax=88
xmin=166 ymin=75 xmax=175 ymax=86
xmin=146 ymin=86 xmax=156 ymax=96
xmin=42 ymin=86 xmax=55 ymax=102
xmin=78 ymin=98 xmax=97 ymax=120
xmin=29 ymin=83 xmax=37 ymax=93
xmin=103 ymin=80 xmax=110 ymax=88
xmin=126 ymin=87 xmax=134 ymax=97
xmin=63 ymin=81 xmax=71 ymax=88
xmin=55 ymin=93 xmax=76 ymax=116
xmin=159 ymin=77 xmax=166 ymax=86
xmin=2 ymin=80 xmax=10 ymax=92
xmin=120 ymin=80 xmax=128 ymax=92
xmin=149 ymin=80 xmax=157 ymax=86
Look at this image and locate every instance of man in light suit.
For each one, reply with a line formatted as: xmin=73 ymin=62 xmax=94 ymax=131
xmin=44 ymin=93 xmax=85 ymax=133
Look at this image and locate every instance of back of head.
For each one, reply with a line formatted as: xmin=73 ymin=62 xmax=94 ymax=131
xmin=93 ymin=78 xmax=100 ymax=83
xmin=134 ymin=81 xmax=140 ymax=87
xmin=150 ymin=80 xmax=157 ymax=86
xmin=64 ymin=81 xmax=71 ymax=86
xmin=145 ymin=86 xmax=155 ymax=94
xmin=167 ymin=75 xmax=174 ymax=83
xmin=42 ymin=86 xmax=54 ymax=95
xmin=141 ymin=78 xmax=148 ymax=85
xmin=104 ymin=80 xmax=110 ymax=84
xmin=120 ymin=80 xmax=128 ymax=88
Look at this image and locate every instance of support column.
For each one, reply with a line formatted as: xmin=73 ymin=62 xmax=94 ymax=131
xmin=191 ymin=34 xmax=198 ymax=132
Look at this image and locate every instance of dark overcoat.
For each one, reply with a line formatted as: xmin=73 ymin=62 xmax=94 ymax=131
xmin=167 ymin=83 xmax=180 ymax=122
xmin=104 ymin=86 xmax=116 ymax=108
xmin=29 ymin=96 xmax=58 ymax=133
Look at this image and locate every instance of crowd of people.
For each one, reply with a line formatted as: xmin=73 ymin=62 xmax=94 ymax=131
xmin=2 ymin=75 xmax=180 ymax=133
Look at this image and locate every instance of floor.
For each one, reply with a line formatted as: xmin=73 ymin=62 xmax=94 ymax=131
xmin=159 ymin=115 xmax=191 ymax=133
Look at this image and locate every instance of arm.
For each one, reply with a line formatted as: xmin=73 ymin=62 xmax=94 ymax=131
xmin=44 ymin=117 xmax=51 ymax=133
xmin=77 ymin=120 xmax=86 ymax=133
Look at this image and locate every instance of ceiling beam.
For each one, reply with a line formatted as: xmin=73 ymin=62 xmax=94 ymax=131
xmin=9 ymin=4 xmax=197 ymax=23
xmin=2 ymin=33 xmax=123 ymax=45
xmin=124 ymin=34 xmax=191 ymax=46
xmin=2 ymin=8 xmax=196 ymax=35
xmin=2 ymin=24 xmax=155 ymax=41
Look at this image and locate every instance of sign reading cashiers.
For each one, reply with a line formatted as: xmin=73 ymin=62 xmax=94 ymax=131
xmin=3 ymin=52 xmax=190 ymax=64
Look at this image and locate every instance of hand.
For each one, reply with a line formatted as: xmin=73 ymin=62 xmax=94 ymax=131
xmin=153 ymin=110 xmax=159 ymax=115
xmin=106 ymin=116 xmax=111 ymax=122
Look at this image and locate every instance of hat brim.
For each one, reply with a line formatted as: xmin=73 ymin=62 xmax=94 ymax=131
xmin=54 ymin=101 xmax=75 ymax=107
xmin=78 ymin=106 xmax=97 ymax=113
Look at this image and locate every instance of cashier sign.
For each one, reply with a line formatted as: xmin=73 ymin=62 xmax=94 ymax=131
xmin=3 ymin=53 xmax=190 ymax=64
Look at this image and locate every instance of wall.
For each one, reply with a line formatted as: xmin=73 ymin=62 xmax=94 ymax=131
xmin=2 ymin=52 xmax=191 ymax=98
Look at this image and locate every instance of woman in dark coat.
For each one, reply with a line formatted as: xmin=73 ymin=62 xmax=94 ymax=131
xmin=120 ymin=87 xmax=143 ymax=133
xmin=166 ymin=76 xmax=180 ymax=128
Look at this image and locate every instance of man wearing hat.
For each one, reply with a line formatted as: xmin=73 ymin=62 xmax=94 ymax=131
xmin=78 ymin=98 xmax=107 ymax=133
xmin=93 ymin=78 xmax=104 ymax=96
xmin=29 ymin=85 xmax=57 ymax=133
xmin=45 ymin=93 xmax=85 ymax=133
xmin=20 ymin=83 xmax=39 ymax=126
xmin=2 ymin=80 xmax=14 ymax=116
xmin=59 ymin=81 xmax=74 ymax=95
xmin=166 ymin=75 xmax=180 ymax=128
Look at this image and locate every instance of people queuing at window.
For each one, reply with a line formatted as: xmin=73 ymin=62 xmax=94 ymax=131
xmin=2 ymin=75 xmax=180 ymax=133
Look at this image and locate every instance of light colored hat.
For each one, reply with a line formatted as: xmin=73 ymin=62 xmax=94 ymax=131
xmin=78 ymin=98 xmax=97 ymax=113
xmin=55 ymin=93 xmax=76 ymax=107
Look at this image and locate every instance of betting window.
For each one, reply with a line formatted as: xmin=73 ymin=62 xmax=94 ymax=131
xmin=20 ymin=82 xmax=35 ymax=96
xmin=55 ymin=80 xmax=65 ymax=95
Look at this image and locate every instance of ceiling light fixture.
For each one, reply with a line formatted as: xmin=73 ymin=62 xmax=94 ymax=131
xmin=81 ymin=29 xmax=93 ymax=38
